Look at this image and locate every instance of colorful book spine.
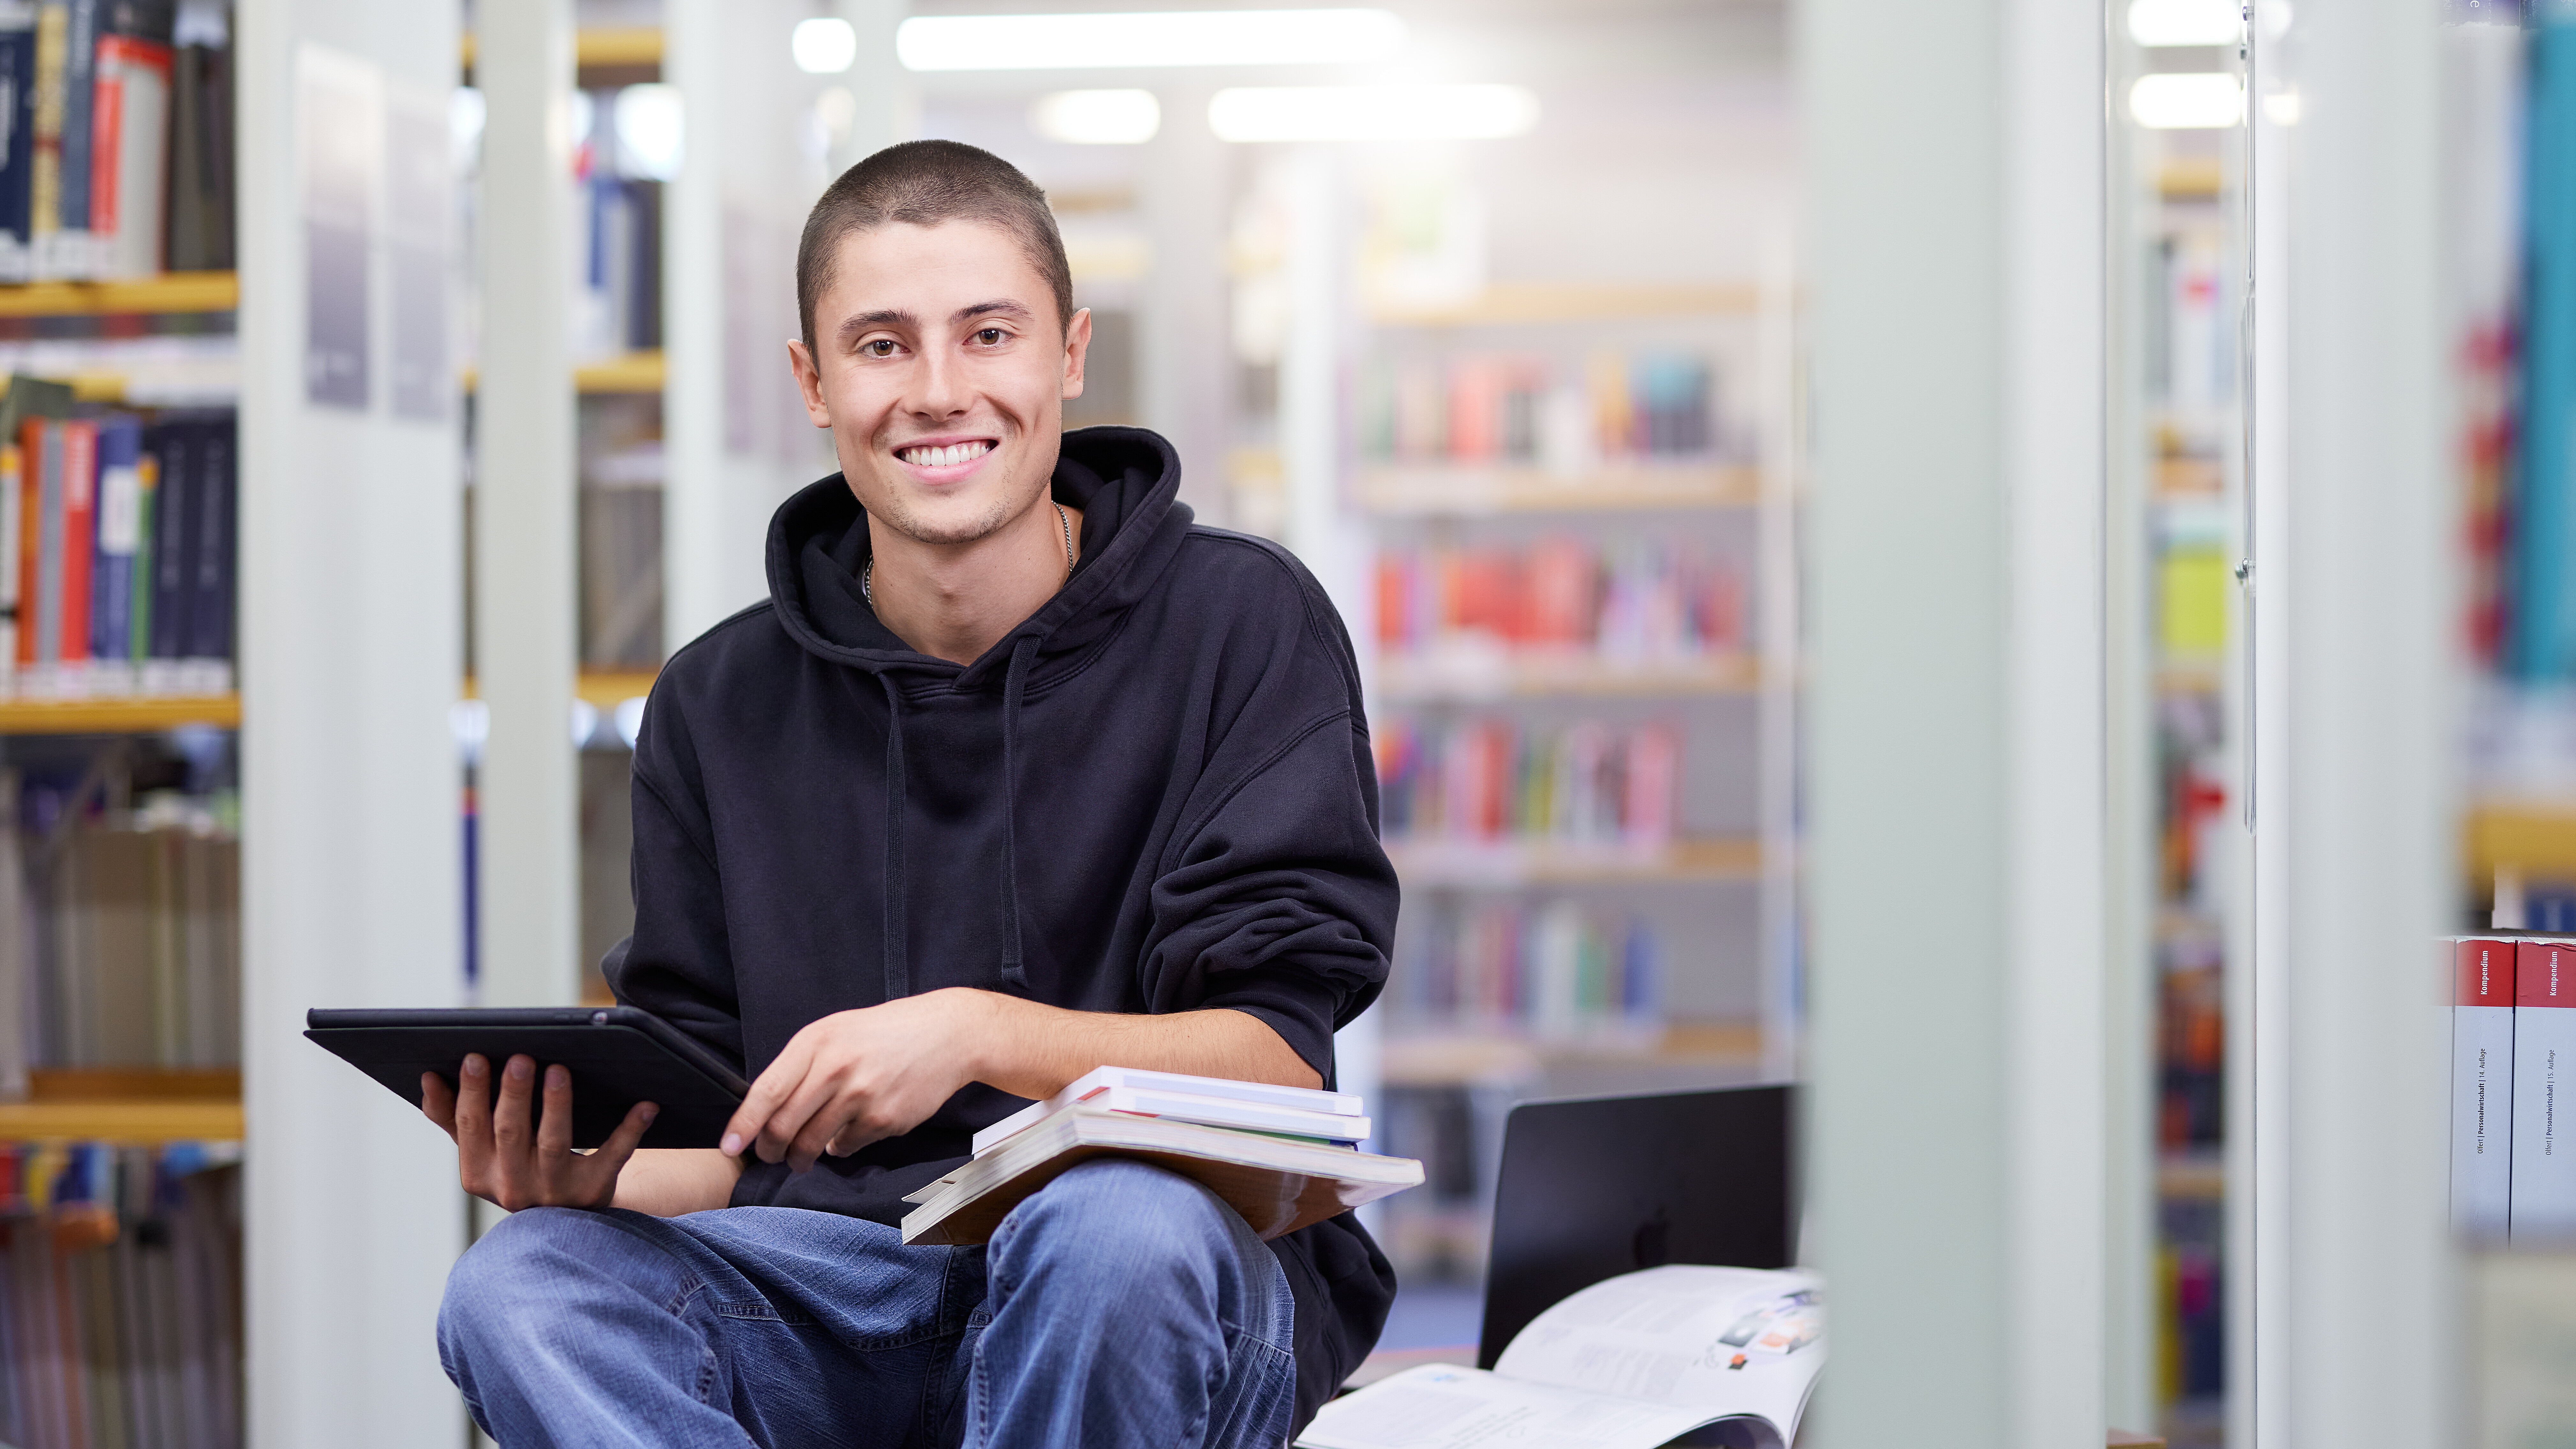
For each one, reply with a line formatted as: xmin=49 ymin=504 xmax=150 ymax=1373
xmin=2454 ymin=935 xmax=2517 ymax=1241
xmin=86 ymin=26 xmax=166 ymax=279
xmin=46 ymin=0 xmax=91 ymax=277
xmin=143 ymin=418 xmax=188 ymax=664
xmin=186 ymin=413 xmax=229 ymax=671
xmin=28 ymin=419 xmax=58 ymax=671
xmin=2516 ymin=938 xmax=2576 ymax=1243
xmin=25 ymin=2 xmax=61 ymax=260
xmin=126 ymin=444 xmax=149 ymax=663
xmin=54 ymin=415 xmax=92 ymax=671
xmin=0 ymin=3 xmax=38 ymax=277
xmin=2519 ymin=6 xmax=2576 ymax=679
xmin=86 ymin=413 xmax=135 ymax=667
xmin=11 ymin=424 xmax=33 ymax=673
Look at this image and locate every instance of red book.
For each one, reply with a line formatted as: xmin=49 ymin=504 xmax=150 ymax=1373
xmin=2516 ymin=939 xmax=2576 ymax=1242
xmin=54 ymin=420 xmax=95 ymax=666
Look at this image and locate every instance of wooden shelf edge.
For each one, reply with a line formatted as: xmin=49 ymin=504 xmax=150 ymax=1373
xmin=0 ymin=1098 xmax=242 ymax=1143
xmin=0 ymin=693 xmax=239 ymax=735
xmin=1358 ymin=465 xmax=1760 ymax=516
xmin=459 ymin=351 xmax=665 ymax=396
xmin=1381 ymin=1020 xmax=1764 ymax=1086
xmin=0 ymin=271 xmax=237 ymax=317
xmin=1377 ymin=653 xmax=1759 ymax=700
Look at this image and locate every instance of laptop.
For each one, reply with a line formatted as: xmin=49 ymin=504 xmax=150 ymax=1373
xmin=1477 ymin=1084 xmax=1798 ymax=1368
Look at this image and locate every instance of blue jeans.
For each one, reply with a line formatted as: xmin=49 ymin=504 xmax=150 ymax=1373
xmin=437 ymin=1159 xmax=1297 ymax=1448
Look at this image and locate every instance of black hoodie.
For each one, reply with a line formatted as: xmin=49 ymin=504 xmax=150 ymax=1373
xmin=606 ymin=426 xmax=1400 ymax=1430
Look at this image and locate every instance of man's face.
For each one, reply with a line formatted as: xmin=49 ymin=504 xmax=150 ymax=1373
xmin=791 ymin=220 xmax=1090 ymax=547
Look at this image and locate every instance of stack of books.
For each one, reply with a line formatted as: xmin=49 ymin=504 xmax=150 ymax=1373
xmin=899 ymin=1067 xmax=1422 ymax=1246
xmin=2449 ymin=935 xmax=2576 ymax=1245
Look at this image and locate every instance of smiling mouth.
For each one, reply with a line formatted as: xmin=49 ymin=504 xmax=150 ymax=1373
xmin=898 ymin=440 xmax=995 ymax=467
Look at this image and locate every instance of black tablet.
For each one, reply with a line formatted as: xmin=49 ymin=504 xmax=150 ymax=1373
xmin=305 ymin=1006 xmax=750 ymax=1150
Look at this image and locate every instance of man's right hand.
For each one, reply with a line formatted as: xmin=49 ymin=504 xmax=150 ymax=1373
xmin=421 ymin=1052 xmax=655 ymax=1212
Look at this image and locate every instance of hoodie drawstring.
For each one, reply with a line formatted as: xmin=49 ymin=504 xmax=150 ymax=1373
xmin=876 ymin=672 xmax=911 ymax=1001
xmin=996 ymin=635 xmax=1038 ymax=989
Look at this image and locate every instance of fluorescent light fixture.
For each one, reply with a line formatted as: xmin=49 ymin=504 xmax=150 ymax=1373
xmin=793 ymin=16 xmax=860 ymax=73
xmin=1209 ymin=84 xmax=1536 ymax=143
xmin=2263 ymin=88 xmax=2302 ymax=125
xmin=614 ymin=84 xmax=685 ymax=181
xmin=897 ymin=9 xmax=1404 ymax=72
xmin=2127 ymin=0 xmax=2241 ymax=46
xmin=1031 ymin=89 xmax=1162 ymax=144
xmin=2129 ymin=72 xmax=2243 ymax=128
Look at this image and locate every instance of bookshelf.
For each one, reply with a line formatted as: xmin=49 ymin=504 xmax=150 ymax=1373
xmin=1383 ymin=836 xmax=1761 ymax=888
xmin=458 ymin=349 xmax=667 ymax=396
xmin=458 ymin=25 xmax=663 ymax=74
xmin=1367 ymin=282 xmax=1761 ymax=328
xmin=0 ymin=1099 xmax=242 ymax=1144
xmin=1376 ymin=650 xmax=1756 ymax=701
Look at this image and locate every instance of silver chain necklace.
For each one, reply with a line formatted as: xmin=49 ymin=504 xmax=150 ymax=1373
xmin=864 ymin=501 xmax=1075 ymax=612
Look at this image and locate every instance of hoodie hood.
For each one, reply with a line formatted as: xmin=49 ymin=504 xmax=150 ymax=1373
xmin=757 ymin=426 xmax=1195 ymax=996
xmin=766 ymin=425 xmax=1195 ymax=691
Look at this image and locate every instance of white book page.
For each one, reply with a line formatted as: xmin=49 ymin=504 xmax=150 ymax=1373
xmin=1492 ymin=1266 xmax=1824 ymax=1442
xmin=1295 ymin=1364 xmax=1713 ymax=1449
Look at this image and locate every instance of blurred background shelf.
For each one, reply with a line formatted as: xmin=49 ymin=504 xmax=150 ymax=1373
xmin=1381 ymin=1021 xmax=1764 ymax=1088
xmin=1386 ymin=836 xmax=1760 ymax=888
xmin=0 ymin=694 xmax=240 ymax=735
xmin=1368 ymin=282 xmax=1760 ymax=328
xmin=1358 ymin=464 xmax=1759 ymax=516
xmin=462 ymin=25 xmax=663 ymax=72
xmin=0 ymin=271 xmax=238 ymax=317
xmin=460 ymin=350 xmax=666 ymax=395
xmin=2466 ymin=800 xmax=2576 ymax=881
xmin=1377 ymin=650 xmax=1757 ymax=701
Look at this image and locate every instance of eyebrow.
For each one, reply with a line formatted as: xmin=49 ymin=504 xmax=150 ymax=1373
xmin=837 ymin=299 xmax=1036 ymax=342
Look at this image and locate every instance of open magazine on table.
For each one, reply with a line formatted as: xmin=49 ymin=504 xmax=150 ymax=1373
xmin=1299 ymin=1266 xmax=1822 ymax=1449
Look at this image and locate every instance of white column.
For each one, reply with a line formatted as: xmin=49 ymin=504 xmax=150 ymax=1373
xmin=238 ymin=0 xmax=468 ymax=1441
xmin=1802 ymin=0 xmax=2105 ymax=1440
xmin=662 ymin=0 xmax=832 ymax=654
xmin=2258 ymin=0 xmax=2457 ymax=1441
xmin=473 ymin=0 xmax=579 ymax=1008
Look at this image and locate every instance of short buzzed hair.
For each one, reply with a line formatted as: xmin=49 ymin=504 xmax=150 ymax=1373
xmin=796 ymin=140 xmax=1076 ymax=352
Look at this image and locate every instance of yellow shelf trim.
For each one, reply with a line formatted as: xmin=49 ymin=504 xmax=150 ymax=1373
xmin=462 ymin=26 xmax=663 ymax=71
xmin=459 ymin=350 xmax=665 ymax=396
xmin=0 ymin=694 xmax=239 ymax=735
xmin=0 ymin=271 xmax=237 ymax=318
xmin=0 ymin=1098 xmax=242 ymax=1144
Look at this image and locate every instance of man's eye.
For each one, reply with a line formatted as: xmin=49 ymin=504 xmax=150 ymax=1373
xmin=975 ymin=328 xmax=1005 ymax=345
xmin=864 ymin=339 xmax=898 ymax=357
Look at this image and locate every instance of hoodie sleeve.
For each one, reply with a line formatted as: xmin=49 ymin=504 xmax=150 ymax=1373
xmin=1139 ymin=557 xmax=1398 ymax=1080
xmin=604 ymin=687 xmax=750 ymax=1076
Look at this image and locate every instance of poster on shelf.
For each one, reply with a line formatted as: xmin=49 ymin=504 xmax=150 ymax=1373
xmin=297 ymin=43 xmax=377 ymax=412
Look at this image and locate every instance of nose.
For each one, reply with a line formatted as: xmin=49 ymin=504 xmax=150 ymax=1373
xmin=907 ymin=342 xmax=971 ymax=423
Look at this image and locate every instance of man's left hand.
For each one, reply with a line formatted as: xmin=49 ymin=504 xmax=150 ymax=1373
xmin=722 ymin=988 xmax=988 ymax=1172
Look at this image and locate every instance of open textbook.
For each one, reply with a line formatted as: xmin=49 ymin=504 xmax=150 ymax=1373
xmin=1299 ymin=1266 xmax=1822 ymax=1449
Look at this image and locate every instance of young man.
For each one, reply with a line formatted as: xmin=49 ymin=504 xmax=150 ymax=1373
xmin=426 ymin=140 xmax=1397 ymax=1446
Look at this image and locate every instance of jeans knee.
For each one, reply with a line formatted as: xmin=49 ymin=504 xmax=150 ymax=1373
xmin=439 ymin=1207 xmax=608 ymax=1364
xmin=997 ymin=1161 xmax=1262 ymax=1304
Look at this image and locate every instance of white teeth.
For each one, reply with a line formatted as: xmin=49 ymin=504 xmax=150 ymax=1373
xmin=903 ymin=441 xmax=990 ymax=467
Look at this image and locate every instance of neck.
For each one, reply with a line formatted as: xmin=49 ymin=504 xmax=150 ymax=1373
xmin=867 ymin=495 xmax=1082 ymax=666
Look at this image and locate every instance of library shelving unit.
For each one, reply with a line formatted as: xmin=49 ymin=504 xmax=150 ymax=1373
xmin=1349 ymin=273 xmax=1802 ymax=1279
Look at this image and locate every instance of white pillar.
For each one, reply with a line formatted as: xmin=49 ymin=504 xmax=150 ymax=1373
xmin=2255 ymin=0 xmax=2457 ymax=1441
xmin=238 ymin=0 xmax=468 ymax=1441
xmin=1802 ymin=0 xmax=2106 ymax=1440
xmin=473 ymin=0 xmax=579 ymax=1008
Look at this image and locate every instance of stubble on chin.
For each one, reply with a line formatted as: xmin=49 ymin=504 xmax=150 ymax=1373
xmin=869 ymin=486 xmax=1019 ymax=547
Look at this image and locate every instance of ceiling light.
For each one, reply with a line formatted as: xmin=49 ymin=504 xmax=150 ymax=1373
xmin=793 ymin=17 xmax=860 ymax=73
xmin=2129 ymin=73 xmax=2243 ymax=129
xmin=1032 ymin=89 xmax=1162 ymax=144
xmin=896 ymin=9 xmax=1405 ymax=72
xmin=1208 ymin=84 xmax=1538 ymax=143
xmin=2127 ymin=0 xmax=2242 ymax=47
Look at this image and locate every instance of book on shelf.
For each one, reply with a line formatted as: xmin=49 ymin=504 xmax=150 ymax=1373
xmin=2 ymin=400 xmax=233 ymax=700
xmin=1359 ymin=348 xmax=1729 ymax=473
xmin=972 ymin=1065 xmax=1366 ymax=1156
xmin=1388 ymin=895 xmax=1661 ymax=1039
xmin=161 ymin=22 xmax=228 ymax=273
xmin=41 ymin=0 xmax=99 ymax=282
xmin=2515 ymin=937 xmax=2576 ymax=1243
xmin=0 ymin=1144 xmax=242 ymax=1449
xmin=901 ymin=1068 xmax=1418 ymax=1247
xmin=1298 ymin=1265 xmax=1822 ymax=1449
xmin=88 ymin=2 xmax=171 ymax=280
xmin=1377 ymin=540 xmax=1745 ymax=663
xmin=2454 ymin=935 xmax=2516 ymax=1242
xmin=0 ymin=5 xmax=36 ymax=279
xmin=1375 ymin=716 xmax=1677 ymax=850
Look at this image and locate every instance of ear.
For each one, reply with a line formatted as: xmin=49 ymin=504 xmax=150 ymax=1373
xmin=788 ymin=339 xmax=833 ymax=427
xmin=1060 ymin=307 xmax=1092 ymax=401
